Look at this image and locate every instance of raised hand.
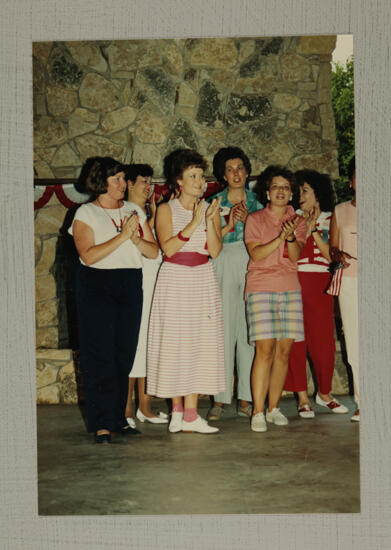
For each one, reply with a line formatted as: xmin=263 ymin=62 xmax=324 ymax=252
xmin=206 ymin=196 xmax=222 ymax=221
xmin=233 ymin=200 xmax=249 ymax=223
xmin=280 ymin=217 xmax=298 ymax=240
xmin=306 ymin=205 xmax=320 ymax=235
xmin=192 ymin=199 xmax=206 ymax=227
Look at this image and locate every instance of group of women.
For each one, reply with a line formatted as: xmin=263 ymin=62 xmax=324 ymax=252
xmin=69 ymin=149 xmax=359 ymax=444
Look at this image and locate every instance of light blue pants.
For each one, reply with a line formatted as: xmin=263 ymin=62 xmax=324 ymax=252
xmin=212 ymin=241 xmax=254 ymax=404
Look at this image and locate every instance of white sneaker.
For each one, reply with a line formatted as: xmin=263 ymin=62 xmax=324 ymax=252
xmin=266 ymin=408 xmax=288 ymax=425
xmin=182 ymin=416 xmax=219 ymax=434
xmin=298 ymin=403 xmax=315 ymax=419
xmin=351 ymin=409 xmax=360 ymax=422
xmin=169 ymin=411 xmax=183 ymax=433
xmin=251 ymin=412 xmax=267 ymax=432
xmin=315 ymin=394 xmax=348 ymax=414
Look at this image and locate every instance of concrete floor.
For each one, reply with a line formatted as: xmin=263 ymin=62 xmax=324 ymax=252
xmin=37 ymin=396 xmax=360 ymax=515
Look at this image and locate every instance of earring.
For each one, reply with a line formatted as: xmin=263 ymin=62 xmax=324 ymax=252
xmin=290 ymin=195 xmax=293 ymax=201
xmin=267 ymin=194 xmax=270 ymax=200
xmin=179 ymin=184 xmax=183 ymax=192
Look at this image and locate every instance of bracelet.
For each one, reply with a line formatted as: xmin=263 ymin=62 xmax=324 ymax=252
xmin=177 ymin=231 xmax=190 ymax=242
xmin=311 ymin=228 xmax=318 ymax=234
xmin=286 ymin=236 xmax=296 ymax=243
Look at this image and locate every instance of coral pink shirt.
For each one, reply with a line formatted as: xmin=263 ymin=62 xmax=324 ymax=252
xmin=244 ymin=204 xmax=307 ymax=294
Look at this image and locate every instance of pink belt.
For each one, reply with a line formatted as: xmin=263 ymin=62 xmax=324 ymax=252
xmin=163 ymin=252 xmax=209 ymax=266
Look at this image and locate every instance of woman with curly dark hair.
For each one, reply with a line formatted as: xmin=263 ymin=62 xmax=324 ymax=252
xmin=245 ymin=165 xmax=307 ymax=432
xmin=207 ymin=147 xmax=263 ymax=422
xmin=284 ymin=170 xmax=348 ymax=418
xmin=147 ymin=149 xmax=225 ymax=434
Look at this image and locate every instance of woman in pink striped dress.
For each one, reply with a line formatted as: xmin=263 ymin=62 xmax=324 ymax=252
xmin=147 ymin=149 xmax=225 ymax=434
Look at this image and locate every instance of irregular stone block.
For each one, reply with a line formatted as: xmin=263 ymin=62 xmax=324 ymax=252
xmin=79 ymin=73 xmax=119 ymax=113
xmin=65 ymin=41 xmax=108 ymax=73
xmin=165 ymin=118 xmax=199 ymax=156
xmin=319 ymin=104 xmax=337 ymax=141
xmin=317 ymin=63 xmax=333 ymax=103
xmin=35 ymin=236 xmax=42 ymax=265
xmin=36 ymin=327 xmax=59 ymax=349
xmin=290 ymin=151 xmax=339 ymax=179
xmin=59 ymin=360 xmax=78 ymax=404
xmin=35 ymin=205 xmax=67 ymax=235
xmin=258 ymin=140 xmax=293 ymax=168
xmin=34 ymin=116 xmax=67 ymax=148
xmin=120 ymin=81 xmax=132 ymax=105
xmin=165 ymin=43 xmax=183 ymax=75
xmin=273 ymin=93 xmax=301 ymax=112
xmin=36 ymin=349 xmax=73 ymax=361
xmin=211 ymin=70 xmax=235 ymax=91
xmin=239 ymin=40 xmax=255 ymax=62
xmin=184 ymin=68 xmax=199 ymax=89
xmin=37 ymin=383 xmax=61 ymax=404
xmin=35 ymin=273 xmax=56 ymax=302
xmin=297 ymin=35 xmax=336 ymax=55
xmin=287 ymin=111 xmax=303 ymax=129
xmin=106 ymin=41 xmax=140 ymax=73
xmin=52 ymin=167 xmax=78 ymax=178
xmin=196 ymin=81 xmax=222 ymax=127
xmin=68 ymin=108 xmax=99 ymax=138
xmin=75 ymin=134 xmax=124 ymax=163
xmin=46 ymin=86 xmax=78 ymax=118
xmin=290 ymin=129 xmax=321 ymax=154
xmin=281 ymin=51 xmax=312 ymax=81
xmin=189 ymin=38 xmax=238 ymax=69
xmin=139 ymin=41 xmax=164 ymax=67
xmin=226 ymin=94 xmax=271 ymax=127
xmin=110 ymin=131 xmax=130 ymax=147
xmin=50 ymin=50 xmax=83 ymax=88
xmin=33 ymin=57 xmax=45 ymax=93
xmin=35 ymin=237 xmax=57 ymax=275
xmin=34 ymin=160 xmax=54 ymax=178
xmin=101 ymin=106 xmax=137 ymax=134
xmin=36 ymin=362 xmax=59 ymax=388
xmin=135 ymin=108 xmax=168 ymax=144
xmin=51 ymin=144 xmax=80 ymax=167
xmin=33 ymin=42 xmax=52 ymax=65
xmin=137 ymin=68 xmax=176 ymax=117
xmin=178 ymin=82 xmax=196 ymax=107
xmin=36 ymin=299 xmax=58 ymax=328
xmin=37 ymin=147 xmax=56 ymax=163
xmin=34 ymin=94 xmax=47 ymax=116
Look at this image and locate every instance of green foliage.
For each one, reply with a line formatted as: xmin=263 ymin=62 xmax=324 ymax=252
xmin=331 ymin=58 xmax=355 ymax=203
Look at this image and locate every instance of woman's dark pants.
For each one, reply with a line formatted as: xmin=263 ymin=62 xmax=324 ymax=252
xmin=76 ymin=265 xmax=143 ymax=433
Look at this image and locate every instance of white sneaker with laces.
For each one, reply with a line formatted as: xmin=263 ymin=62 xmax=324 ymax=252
xmin=266 ymin=408 xmax=288 ymax=425
xmin=182 ymin=416 xmax=219 ymax=434
xmin=169 ymin=411 xmax=183 ymax=433
xmin=251 ymin=412 xmax=267 ymax=432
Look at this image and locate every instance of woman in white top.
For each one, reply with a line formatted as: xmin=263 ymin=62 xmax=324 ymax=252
xmin=69 ymin=157 xmax=158 ymax=444
xmin=123 ymin=164 xmax=167 ymax=427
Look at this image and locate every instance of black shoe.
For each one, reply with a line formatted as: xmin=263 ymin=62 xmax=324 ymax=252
xmin=95 ymin=433 xmax=111 ymax=444
xmin=120 ymin=425 xmax=141 ymax=436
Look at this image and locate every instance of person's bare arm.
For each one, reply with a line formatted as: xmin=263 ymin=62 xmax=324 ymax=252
xmin=73 ymin=217 xmax=135 ymax=266
xmin=130 ymin=217 xmax=159 ymax=259
xmin=156 ymin=201 xmax=204 ymax=257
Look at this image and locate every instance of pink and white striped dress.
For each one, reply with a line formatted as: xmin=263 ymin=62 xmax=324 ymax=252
xmin=146 ymin=198 xmax=225 ymax=398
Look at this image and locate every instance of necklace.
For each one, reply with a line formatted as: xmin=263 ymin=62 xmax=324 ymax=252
xmin=97 ymin=198 xmax=123 ymax=233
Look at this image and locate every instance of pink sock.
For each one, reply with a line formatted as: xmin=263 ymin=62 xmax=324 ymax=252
xmin=184 ymin=408 xmax=198 ymax=422
xmin=172 ymin=403 xmax=184 ymax=413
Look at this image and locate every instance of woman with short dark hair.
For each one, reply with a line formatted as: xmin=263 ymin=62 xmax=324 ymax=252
xmin=69 ymin=157 xmax=158 ymax=444
xmin=245 ymin=165 xmax=307 ymax=432
xmin=147 ymin=149 xmax=225 ymax=434
xmin=284 ymin=170 xmax=348 ymax=417
xmin=207 ymin=147 xmax=263 ymax=422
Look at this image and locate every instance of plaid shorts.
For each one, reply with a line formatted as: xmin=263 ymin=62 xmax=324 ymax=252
xmin=246 ymin=291 xmax=304 ymax=343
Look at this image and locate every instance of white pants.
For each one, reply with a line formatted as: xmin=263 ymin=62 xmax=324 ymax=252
xmin=338 ymin=276 xmax=359 ymax=405
xmin=212 ymin=241 xmax=254 ymax=404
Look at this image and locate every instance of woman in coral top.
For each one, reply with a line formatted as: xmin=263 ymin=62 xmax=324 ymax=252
xmin=244 ymin=166 xmax=306 ymax=432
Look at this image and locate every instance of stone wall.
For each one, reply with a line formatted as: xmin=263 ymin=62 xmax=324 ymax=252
xmin=33 ymin=36 xmax=339 ymax=180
